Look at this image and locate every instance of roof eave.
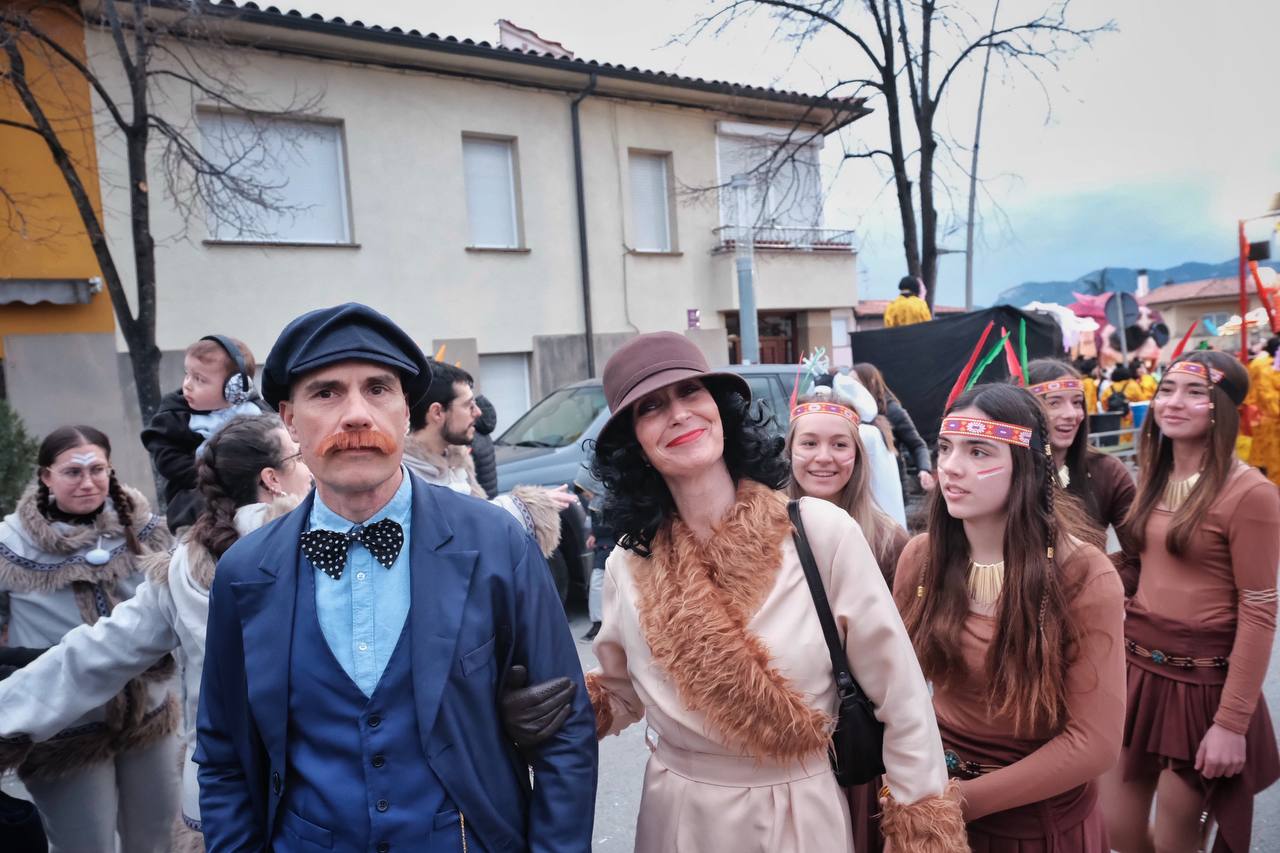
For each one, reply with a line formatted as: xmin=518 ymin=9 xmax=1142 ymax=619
xmin=102 ymin=0 xmax=870 ymax=130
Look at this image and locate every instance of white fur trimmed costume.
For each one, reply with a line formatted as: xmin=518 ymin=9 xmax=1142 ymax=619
xmin=0 ymin=498 xmax=296 ymax=853
xmin=0 ymin=484 xmax=177 ymax=852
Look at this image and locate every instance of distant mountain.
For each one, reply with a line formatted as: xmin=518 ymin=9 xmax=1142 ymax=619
xmin=995 ymin=259 xmax=1280 ymax=307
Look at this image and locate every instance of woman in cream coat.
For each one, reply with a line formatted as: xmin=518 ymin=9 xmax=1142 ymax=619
xmin=0 ymin=416 xmax=311 ymax=851
xmin=585 ymin=332 xmax=967 ymax=853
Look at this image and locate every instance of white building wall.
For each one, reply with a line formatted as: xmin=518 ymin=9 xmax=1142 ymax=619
xmin=85 ymin=29 xmax=855 ymax=374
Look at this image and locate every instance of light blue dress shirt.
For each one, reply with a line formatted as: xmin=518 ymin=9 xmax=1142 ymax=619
xmin=308 ymin=468 xmax=412 ymax=697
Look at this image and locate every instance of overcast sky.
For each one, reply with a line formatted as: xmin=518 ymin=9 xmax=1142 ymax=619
xmin=283 ymin=0 xmax=1280 ymax=305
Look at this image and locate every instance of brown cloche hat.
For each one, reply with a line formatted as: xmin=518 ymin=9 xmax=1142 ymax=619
xmin=599 ymin=331 xmax=750 ymax=443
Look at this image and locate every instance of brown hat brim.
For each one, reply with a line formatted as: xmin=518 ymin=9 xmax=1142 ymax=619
xmin=598 ymin=368 xmax=751 ymax=445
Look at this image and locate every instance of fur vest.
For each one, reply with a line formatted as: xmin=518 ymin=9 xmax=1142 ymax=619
xmin=0 ymin=484 xmax=176 ymax=781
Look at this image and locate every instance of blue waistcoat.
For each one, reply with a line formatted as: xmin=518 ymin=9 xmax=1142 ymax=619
xmin=274 ymin=561 xmax=475 ymax=852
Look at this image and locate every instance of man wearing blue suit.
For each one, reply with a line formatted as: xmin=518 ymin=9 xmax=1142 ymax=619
xmin=195 ymin=303 xmax=597 ymax=852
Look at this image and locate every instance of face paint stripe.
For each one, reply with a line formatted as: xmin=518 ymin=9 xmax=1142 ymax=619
xmin=976 ymin=466 xmax=1005 ymax=480
xmin=70 ymin=453 xmax=101 ymax=465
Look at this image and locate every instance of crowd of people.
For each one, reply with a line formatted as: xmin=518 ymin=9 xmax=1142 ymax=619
xmin=0 ymin=301 xmax=1274 ymax=853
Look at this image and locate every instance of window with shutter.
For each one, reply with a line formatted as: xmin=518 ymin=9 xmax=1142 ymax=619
xmin=629 ymin=152 xmax=673 ymax=252
xmin=462 ymin=136 xmax=521 ymax=249
xmin=198 ymin=112 xmax=352 ymax=243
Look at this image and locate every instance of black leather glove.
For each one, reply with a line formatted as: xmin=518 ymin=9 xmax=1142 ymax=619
xmin=500 ymin=665 xmax=576 ymax=747
xmin=0 ymin=646 xmax=45 ymax=675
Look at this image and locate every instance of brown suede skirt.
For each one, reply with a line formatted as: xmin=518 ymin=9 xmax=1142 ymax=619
xmin=940 ymin=722 xmax=1109 ymax=853
xmin=847 ymin=777 xmax=884 ymax=853
xmin=1122 ymin=609 xmax=1280 ymax=853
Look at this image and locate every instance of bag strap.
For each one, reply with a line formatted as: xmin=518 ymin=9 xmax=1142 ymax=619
xmin=787 ymin=499 xmax=861 ymax=699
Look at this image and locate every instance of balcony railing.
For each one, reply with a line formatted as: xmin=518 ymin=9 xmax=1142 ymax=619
xmin=712 ymin=225 xmax=856 ymax=253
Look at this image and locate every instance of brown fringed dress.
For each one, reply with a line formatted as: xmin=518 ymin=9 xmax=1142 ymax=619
xmin=586 ymin=481 xmax=966 ymax=853
xmin=1119 ymin=463 xmax=1280 ymax=853
xmin=893 ymin=534 xmax=1127 ymax=852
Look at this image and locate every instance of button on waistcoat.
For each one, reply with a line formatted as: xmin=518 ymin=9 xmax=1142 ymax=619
xmin=276 ymin=562 xmax=465 ymax=852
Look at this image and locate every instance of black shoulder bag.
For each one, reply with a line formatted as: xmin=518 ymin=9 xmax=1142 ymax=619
xmin=787 ymin=499 xmax=885 ymax=786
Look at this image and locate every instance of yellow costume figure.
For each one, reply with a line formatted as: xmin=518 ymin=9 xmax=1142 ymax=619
xmin=1137 ymin=373 xmax=1158 ymax=400
xmin=883 ymin=295 xmax=931 ymax=327
xmin=1246 ymin=350 xmax=1280 ymax=484
xmin=883 ymin=276 xmax=932 ymax=327
xmin=1083 ymin=376 xmax=1099 ymax=415
xmin=1105 ymin=378 xmax=1145 ymax=407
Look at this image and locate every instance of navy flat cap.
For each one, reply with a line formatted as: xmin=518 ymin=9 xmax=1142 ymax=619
xmin=260 ymin=303 xmax=432 ymax=409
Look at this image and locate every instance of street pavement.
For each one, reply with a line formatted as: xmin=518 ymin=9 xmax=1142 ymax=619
xmin=569 ymin=606 xmax=1280 ymax=851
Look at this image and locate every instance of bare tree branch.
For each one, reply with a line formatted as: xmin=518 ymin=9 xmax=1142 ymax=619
xmin=0 ymin=9 xmax=132 ymax=132
xmin=686 ymin=0 xmax=1110 ymax=308
xmin=0 ymin=1 xmax=327 ymax=447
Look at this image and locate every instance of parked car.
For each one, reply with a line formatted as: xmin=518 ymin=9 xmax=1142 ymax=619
xmin=495 ymin=365 xmax=799 ymax=604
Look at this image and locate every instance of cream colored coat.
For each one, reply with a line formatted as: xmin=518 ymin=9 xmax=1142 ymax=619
xmin=589 ymin=495 xmax=949 ymax=853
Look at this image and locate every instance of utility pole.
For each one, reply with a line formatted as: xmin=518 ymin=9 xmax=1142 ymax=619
xmin=964 ymin=0 xmax=1001 ymax=311
xmin=732 ymin=174 xmax=760 ymax=363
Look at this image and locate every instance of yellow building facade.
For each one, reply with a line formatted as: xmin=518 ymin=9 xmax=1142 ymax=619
xmin=0 ymin=2 xmax=157 ymax=491
xmin=0 ymin=1 xmax=114 ymax=356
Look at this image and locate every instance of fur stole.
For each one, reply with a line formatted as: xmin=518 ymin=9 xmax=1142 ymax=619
xmin=0 ymin=484 xmax=170 ymax=592
xmin=632 ymin=479 xmax=832 ymax=761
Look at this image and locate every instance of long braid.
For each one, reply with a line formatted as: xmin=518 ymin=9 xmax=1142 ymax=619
xmin=35 ymin=479 xmax=54 ymax=517
xmin=187 ymin=415 xmax=286 ymax=560
xmin=107 ymin=470 xmax=142 ymax=554
xmin=1033 ymin=404 xmax=1056 ymax=638
xmin=189 ymin=441 xmax=243 ymax=560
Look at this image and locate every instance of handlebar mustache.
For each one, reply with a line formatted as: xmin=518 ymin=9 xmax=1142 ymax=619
xmin=316 ymin=429 xmax=397 ymax=457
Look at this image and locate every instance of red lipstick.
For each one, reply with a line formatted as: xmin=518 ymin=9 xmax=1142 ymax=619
xmin=666 ymin=428 xmax=706 ymax=448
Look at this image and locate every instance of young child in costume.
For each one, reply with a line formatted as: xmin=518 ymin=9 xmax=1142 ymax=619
xmin=141 ymin=335 xmax=269 ymax=531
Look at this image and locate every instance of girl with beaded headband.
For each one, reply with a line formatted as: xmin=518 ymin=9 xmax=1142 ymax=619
xmin=785 ymin=383 xmax=910 ymax=853
xmin=1104 ymin=350 xmax=1280 ymax=853
xmin=1024 ymin=359 xmax=1135 ymax=550
xmin=790 ymin=354 xmax=908 ymax=528
xmin=0 ymin=426 xmax=176 ymax=852
xmin=893 ymin=383 xmax=1126 ymax=851
xmin=785 ymin=387 xmax=908 ymax=584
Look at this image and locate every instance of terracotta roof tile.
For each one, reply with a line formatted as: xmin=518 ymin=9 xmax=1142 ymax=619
xmin=1143 ymin=277 xmax=1241 ymax=305
xmin=198 ymin=0 xmax=867 ymax=113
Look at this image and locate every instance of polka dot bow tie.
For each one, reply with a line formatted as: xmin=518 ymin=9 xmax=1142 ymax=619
xmin=300 ymin=519 xmax=404 ymax=580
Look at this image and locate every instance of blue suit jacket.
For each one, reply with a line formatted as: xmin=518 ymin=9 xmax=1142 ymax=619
xmin=195 ymin=474 xmax=598 ymax=852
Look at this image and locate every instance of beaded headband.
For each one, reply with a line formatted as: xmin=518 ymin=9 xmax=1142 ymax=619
xmin=1028 ymin=379 xmax=1082 ymax=397
xmin=939 ymin=416 xmax=1034 ymax=449
xmin=1166 ymin=361 xmax=1224 ymax=385
xmin=791 ymin=401 xmax=858 ymax=424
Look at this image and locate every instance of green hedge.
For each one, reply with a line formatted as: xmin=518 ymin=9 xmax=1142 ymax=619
xmin=0 ymin=400 xmax=38 ymax=517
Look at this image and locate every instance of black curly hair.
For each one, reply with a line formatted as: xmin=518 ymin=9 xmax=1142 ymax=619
xmin=589 ymin=380 xmax=788 ymax=556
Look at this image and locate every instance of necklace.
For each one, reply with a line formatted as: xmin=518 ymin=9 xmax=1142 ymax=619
xmin=1163 ymin=472 xmax=1201 ymax=510
xmin=967 ymin=560 xmax=1005 ymax=606
xmin=1057 ymin=464 xmax=1070 ymax=488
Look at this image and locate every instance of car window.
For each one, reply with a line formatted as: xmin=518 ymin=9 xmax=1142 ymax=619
xmin=497 ymin=386 xmax=607 ymax=449
xmin=740 ymin=374 xmax=789 ymax=434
